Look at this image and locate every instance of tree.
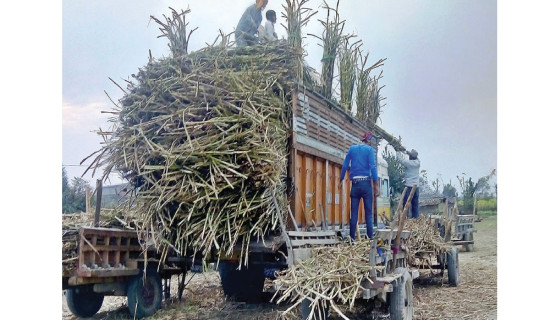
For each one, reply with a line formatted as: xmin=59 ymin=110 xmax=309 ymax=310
xmin=382 ymin=146 xmax=404 ymax=213
xmin=70 ymin=177 xmax=90 ymax=213
xmin=62 ymin=167 xmax=92 ymax=214
xmin=442 ymin=180 xmax=458 ymax=199
xmin=457 ymin=169 xmax=496 ymax=214
xmin=62 ymin=167 xmax=72 ymax=213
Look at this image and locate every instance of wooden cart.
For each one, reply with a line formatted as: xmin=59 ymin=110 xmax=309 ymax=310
xmin=451 ymin=214 xmax=476 ymax=252
xmin=284 ymin=228 xmax=418 ymax=320
xmin=62 ymin=227 xmax=190 ymax=319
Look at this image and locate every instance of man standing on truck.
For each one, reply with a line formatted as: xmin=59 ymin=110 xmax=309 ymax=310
xmin=396 ymin=149 xmax=421 ymax=218
xmin=235 ymin=0 xmax=269 ymax=47
xmin=339 ymin=132 xmax=380 ymax=240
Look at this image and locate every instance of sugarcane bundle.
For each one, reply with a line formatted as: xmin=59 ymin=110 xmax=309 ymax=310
xmin=273 ymin=240 xmax=385 ymax=320
xmin=355 ymin=52 xmax=386 ymax=123
xmin=403 ymin=216 xmax=451 ymax=268
xmin=282 ymin=0 xmax=318 ymax=85
xmin=83 ymin=41 xmax=299 ymax=266
xmin=337 ymin=37 xmax=360 ymax=113
xmin=310 ymin=0 xmax=345 ymax=100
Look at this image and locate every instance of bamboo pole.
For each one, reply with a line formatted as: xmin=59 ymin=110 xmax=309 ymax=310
xmin=94 ymin=180 xmax=102 ymax=227
xmin=391 ymin=185 xmax=417 ymax=272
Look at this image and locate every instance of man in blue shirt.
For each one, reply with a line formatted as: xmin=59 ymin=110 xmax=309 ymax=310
xmin=338 ymin=132 xmax=380 ymax=240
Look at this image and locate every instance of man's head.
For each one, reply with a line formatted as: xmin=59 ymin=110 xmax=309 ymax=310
xmin=361 ymin=132 xmax=373 ymax=145
xmin=266 ymin=10 xmax=276 ymax=23
xmin=256 ymin=0 xmax=269 ymax=10
xmin=408 ymin=149 xmax=418 ymax=159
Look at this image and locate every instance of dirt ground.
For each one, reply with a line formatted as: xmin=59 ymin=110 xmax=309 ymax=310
xmin=62 ymin=215 xmax=497 ymax=319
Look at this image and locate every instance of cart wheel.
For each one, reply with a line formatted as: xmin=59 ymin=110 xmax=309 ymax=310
xmin=464 ymin=232 xmax=474 ymax=252
xmin=66 ymin=285 xmax=104 ymax=318
xmin=389 ymin=267 xmax=413 ymax=320
xmin=300 ymin=299 xmax=329 ymax=320
xmin=127 ymin=269 xmax=163 ymax=318
xmin=447 ymin=247 xmax=460 ymax=286
xmin=218 ymin=261 xmax=264 ymax=303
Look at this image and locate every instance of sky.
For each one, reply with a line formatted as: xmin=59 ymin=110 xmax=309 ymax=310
xmin=6 ymin=1 xmax=550 ymax=318
xmin=61 ymin=0 xmax=497 ymax=193
xmin=62 ymin=0 xmax=498 ymax=191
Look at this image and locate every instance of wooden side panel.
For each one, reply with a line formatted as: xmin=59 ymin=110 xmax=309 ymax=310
xmin=314 ymin=158 xmax=325 ymax=227
xmin=294 ymin=152 xmax=305 ymax=227
xmin=326 ymin=163 xmax=334 ymax=228
xmin=331 ymin=162 xmax=342 ymax=227
xmin=304 ymin=156 xmax=315 ymax=225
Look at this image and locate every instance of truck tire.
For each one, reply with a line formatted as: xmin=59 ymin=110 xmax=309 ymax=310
xmin=389 ymin=267 xmax=413 ymax=320
xmin=300 ymin=299 xmax=329 ymax=320
xmin=66 ymin=285 xmax=104 ymax=318
xmin=463 ymin=232 xmax=474 ymax=252
xmin=447 ymin=246 xmax=460 ymax=286
xmin=218 ymin=261 xmax=264 ymax=303
xmin=127 ymin=269 xmax=163 ymax=318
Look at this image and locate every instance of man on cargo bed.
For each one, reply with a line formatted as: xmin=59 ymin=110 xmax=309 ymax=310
xmin=338 ymin=132 xmax=380 ymax=241
xmin=396 ymin=148 xmax=421 ymax=218
xmin=235 ymin=0 xmax=269 ymax=47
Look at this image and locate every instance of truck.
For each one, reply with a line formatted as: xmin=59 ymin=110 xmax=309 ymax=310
xmin=63 ymin=84 xmax=416 ymax=319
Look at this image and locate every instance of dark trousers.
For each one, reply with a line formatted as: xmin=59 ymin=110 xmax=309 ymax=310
xmin=403 ymin=186 xmax=419 ymax=218
xmin=350 ymin=180 xmax=374 ymax=240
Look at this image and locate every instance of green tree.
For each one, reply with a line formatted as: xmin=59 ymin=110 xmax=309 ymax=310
xmin=382 ymin=146 xmax=404 ymax=213
xmin=442 ymin=180 xmax=458 ymax=199
xmin=70 ymin=177 xmax=90 ymax=213
xmin=457 ymin=169 xmax=496 ymax=214
xmin=62 ymin=167 xmax=72 ymax=213
xmin=62 ymin=167 xmax=92 ymax=214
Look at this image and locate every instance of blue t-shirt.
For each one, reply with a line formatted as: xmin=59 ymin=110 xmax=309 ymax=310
xmin=339 ymin=144 xmax=378 ymax=181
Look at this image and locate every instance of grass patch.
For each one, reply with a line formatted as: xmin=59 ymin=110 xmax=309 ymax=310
xmin=477 ymin=210 xmax=497 ymax=216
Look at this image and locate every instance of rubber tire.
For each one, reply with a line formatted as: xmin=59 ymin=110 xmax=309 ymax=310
xmin=66 ymin=285 xmax=104 ymax=318
xmin=389 ymin=267 xmax=414 ymax=320
xmin=218 ymin=261 xmax=265 ymax=303
xmin=447 ymin=246 xmax=460 ymax=286
xmin=464 ymin=232 xmax=474 ymax=252
xmin=127 ymin=269 xmax=163 ymax=319
xmin=300 ymin=299 xmax=329 ymax=320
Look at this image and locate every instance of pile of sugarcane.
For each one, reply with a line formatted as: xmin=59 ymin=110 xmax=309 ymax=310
xmin=403 ymin=216 xmax=451 ymax=268
xmin=273 ymin=240 xmax=385 ymax=320
xmin=84 ymin=41 xmax=299 ymax=266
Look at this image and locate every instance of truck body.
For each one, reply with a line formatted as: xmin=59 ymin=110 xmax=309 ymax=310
xmin=63 ymin=85 xmax=414 ymax=319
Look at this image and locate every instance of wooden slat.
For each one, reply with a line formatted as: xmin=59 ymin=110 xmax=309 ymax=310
xmin=77 ymin=268 xmax=140 ymax=278
xmin=290 ymin=238 xmax=340 ymax=246
xmin=287 ymin=231 xmax=337 ymax=237
xmin=79 ymin=245 xmax=143 ymax=252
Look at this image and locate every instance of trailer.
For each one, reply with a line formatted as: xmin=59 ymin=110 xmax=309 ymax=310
xmin=451 ymin=214 xmax=476 ymax=252
xmin=63 ymin=84 xmax=416 ymax=318
xmin=288 ymin=229 xmax=418 ymax=320
xmin=62 ymin=227 xmax=191 ymax=318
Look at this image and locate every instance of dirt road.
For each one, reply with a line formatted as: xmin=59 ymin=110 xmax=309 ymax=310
xmin=62 ymin=215 xmax=497 ymax=319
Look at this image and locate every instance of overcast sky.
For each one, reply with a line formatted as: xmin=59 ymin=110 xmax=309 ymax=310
xmin=62 ymin=0 xmax=497 ymax=193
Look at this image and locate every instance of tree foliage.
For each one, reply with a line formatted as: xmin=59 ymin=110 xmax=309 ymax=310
xmin=62 ymin=167 xmax=92 ymax=214
xmin=442 ymin=180 xmax=458 ymax=199
xmin=457 ymin=169 xmax=496 ymax=214
xmin=382 ymin=146 xmax=404 ymax=213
